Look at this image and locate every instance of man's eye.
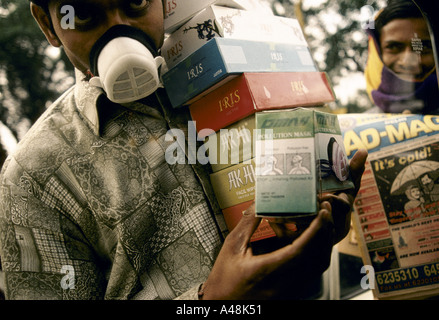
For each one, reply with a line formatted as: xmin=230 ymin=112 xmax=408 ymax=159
xmin=128 ymin=0 xmax=150 ymax=11
xmin=384 ymin=43 xmax=404 ymax=53
xmin=421 ymin=41 xmax=433 ymax=52
xmin=74 ymin=8 xmax=94 ymax=25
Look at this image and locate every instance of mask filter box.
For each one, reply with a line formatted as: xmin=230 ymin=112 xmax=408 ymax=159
xmin=254 ymin=108 xmax=354 ymax=219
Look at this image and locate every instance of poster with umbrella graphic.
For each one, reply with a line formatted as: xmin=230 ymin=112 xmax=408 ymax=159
xmin=371 ymin=145 xmax=439 ymax=225
xmin=340 ymin=113 xmax=439 ymax=299
xmin=391 ymin=160 xmax=439 ymax=195
xmin=369 ymin=146 xmax=439 ymax=275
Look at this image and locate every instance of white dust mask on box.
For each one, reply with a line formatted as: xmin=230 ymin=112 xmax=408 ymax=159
xmin=89 ymin=25 xmax=165 ymax=104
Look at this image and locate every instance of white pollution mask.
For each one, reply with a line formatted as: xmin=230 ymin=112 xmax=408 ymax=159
xmin=89 ymin=25 xmax=165 ymax=104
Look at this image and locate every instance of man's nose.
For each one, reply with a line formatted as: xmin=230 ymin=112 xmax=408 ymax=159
xmin=106 ymin=9 xmax=132 ymax=28
xmin=399 ymin=48 xmax=422 ymax=71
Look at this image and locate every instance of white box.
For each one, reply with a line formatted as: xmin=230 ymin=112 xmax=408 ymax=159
xmin=162 ymin=5 xmax=307 ymax=69
xmin=164 ymin=0 xmax=273 ymax=33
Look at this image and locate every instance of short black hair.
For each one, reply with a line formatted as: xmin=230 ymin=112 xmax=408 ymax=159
xmin=376 ymin=0 xmax=424 ymax=35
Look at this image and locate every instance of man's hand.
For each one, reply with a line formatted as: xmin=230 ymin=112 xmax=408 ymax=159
xmin=321 ymin=148 xmax=368 ymax=243
xmin=201 ymin=149 xmax=368 ymax=300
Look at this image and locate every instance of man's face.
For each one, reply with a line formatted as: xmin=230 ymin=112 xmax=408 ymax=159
xmin=410 ymin=186 xmax=421 ymax=199
xmin=44 ymin=0 xmax=164 ymax=74
xmin=380 ymin=17 xmax=435 ymax=81
xmin=421 ymin=174 xmax=432 ymax=186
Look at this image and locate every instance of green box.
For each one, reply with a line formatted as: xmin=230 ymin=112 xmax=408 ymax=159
xmin=255 ymin=108 xmax=354 ymax=218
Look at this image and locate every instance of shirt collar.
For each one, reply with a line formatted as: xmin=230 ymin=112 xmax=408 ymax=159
xmin=73 ymin=68 xmax=166 ymax=137
xmin=74 ymin=68 xmax=103 ymax=136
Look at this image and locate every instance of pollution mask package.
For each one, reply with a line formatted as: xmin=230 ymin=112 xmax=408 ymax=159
xmin=89 ymin=25 xmax=165 ymax=104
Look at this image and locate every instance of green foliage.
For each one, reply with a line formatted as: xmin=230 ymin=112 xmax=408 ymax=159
xmin=271 ymin=0 xmax=387 ymax=111
xmin=0 ymin=0 xmax=74 ymax=139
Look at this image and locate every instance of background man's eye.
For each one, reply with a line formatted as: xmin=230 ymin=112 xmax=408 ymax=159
xmin=385 ymin=43 xmax=404 ymax=53
xmin=129 ymin=0 xmax=149 ymax=10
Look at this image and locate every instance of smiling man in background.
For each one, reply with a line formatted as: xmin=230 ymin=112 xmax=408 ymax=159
xmin=365 ymin=0 xmax=439 ymax=114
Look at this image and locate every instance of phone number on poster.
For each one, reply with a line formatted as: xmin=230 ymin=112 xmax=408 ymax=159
xmin=377 ymin=263 xmax=439 ymax=293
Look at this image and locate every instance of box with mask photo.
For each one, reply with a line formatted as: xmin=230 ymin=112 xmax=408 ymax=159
xmin=255 ymin=108 xmax=354 ymax=219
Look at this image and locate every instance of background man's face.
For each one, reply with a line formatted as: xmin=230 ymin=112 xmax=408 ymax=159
xmin=45 ymin=0 xmax=164 ymax=73
xmin=421 ymin=174 xmax=433 ymax=186
xmin=380 ymin=17 xmax=435 ymax=81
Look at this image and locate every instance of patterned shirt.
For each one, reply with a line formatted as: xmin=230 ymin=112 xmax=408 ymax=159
xmin=0 ymin=70 xmax=227 ymax=300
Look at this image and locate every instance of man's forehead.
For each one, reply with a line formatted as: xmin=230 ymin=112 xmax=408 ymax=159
xmin=50 ymin=0 xmax=165 ymax=12
xmin=52 ymin=0 xmax=163 ymax=6
xmin=52 ymin=0 xmax=120 ymax=7
xmin=381 ymin=19 xmax=432 ymax=40
xmin=383 ymin=18 xmax=430 ymax=33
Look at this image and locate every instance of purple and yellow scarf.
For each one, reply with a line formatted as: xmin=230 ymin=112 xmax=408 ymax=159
xmin=365 ymin=30 xmax=439 ymax=114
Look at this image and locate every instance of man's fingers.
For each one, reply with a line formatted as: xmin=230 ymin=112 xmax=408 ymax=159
xmin=288 ymin=202 xmax=334 ymax=254
xmin=321 ymin=193 xmax=352 ymax=243
xmin=349 ymin=149 xmax=368 ymax=195
xmin=269 ymin=221 xmax=299 ymax=238
xmin=226 ymin=203 xmax=262 ymax=252
xmin=257 ymin=203 xmax=335 ymax=273
xmin=350 ymin=148 xmax=368 ymax=175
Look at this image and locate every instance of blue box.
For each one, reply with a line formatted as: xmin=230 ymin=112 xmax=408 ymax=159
xmin=162 ymin=38 xmax=317 ymax=108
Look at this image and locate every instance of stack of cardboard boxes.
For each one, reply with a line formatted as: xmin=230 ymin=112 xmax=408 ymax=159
xmin=161 ymin=0 xmax=350 ymax=243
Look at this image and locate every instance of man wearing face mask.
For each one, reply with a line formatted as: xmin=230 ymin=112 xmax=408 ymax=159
xmin=365 ymin=0 xmax=439 ymax=114
xmin=0 ymin=0 xmax=367 ymax=300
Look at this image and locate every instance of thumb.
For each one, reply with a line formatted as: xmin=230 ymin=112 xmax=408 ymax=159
xmin=349 ymin=149 xmax=368 ymax=196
